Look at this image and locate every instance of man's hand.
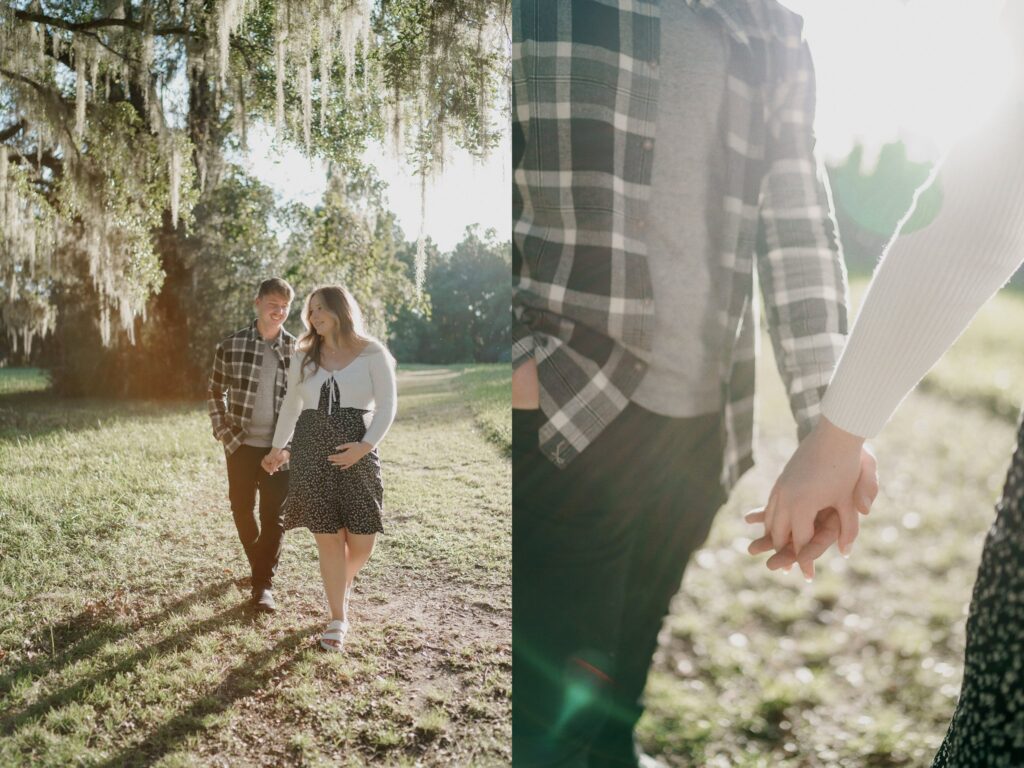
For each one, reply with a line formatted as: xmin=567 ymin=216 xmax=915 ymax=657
xmin=747 ymin=419 xmax=879 ymax=579
xmin=513 ymin=358 xmax=540 ymax=410
xmin=328 ymin=442 xmax=372 ymax=470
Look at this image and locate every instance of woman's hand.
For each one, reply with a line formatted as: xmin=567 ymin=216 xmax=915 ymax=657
xmin=747 ymin=417 xmax=879 ymax=578
xmin=261 ymin=448 xmax=289 ymax=475
xmin=328 ymin=441 xmax=372 ymax=470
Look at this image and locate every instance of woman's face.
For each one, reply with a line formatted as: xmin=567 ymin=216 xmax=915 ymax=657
xmin=308 ymin=294 xmax=339 ymax=336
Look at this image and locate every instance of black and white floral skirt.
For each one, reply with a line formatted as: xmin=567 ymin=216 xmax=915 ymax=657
xmin=932 ymin=413 xmax=1024 ymax=767
xmin=282 ymin=378 xmax=384 ymax=536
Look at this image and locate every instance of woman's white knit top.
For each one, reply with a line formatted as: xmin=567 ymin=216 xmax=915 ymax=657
xmin=272 ymin=339 xmax=398 ymax=449
xmin=820 ymin=95 xmax=1024 ymax=438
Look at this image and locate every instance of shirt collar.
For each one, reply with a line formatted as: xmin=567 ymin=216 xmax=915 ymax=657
xmin=249 ymin=319 xmax=283 ymax=348
xmin=684 ymin=0 xmax=753 ymax=48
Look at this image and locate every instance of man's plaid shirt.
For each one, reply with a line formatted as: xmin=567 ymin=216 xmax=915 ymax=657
xmin=512 ymin=0 xmax=849 ymax=489
xmin=207 ymin=320 xmax=296 ymax=456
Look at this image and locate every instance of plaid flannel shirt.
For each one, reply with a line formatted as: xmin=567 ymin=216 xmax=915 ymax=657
xmin=207 ymin=320 xmax=296 ymax=458
xmin=512 ymin=0 xmax=849 ymax=490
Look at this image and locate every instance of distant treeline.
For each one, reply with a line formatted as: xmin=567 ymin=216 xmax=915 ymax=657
xmin=1 ymin=167 xmax=509 ymax=397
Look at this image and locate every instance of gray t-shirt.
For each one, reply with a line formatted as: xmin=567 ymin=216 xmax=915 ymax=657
xmin=627 ymin=4 xmax=728 ymax=417
xmin=242 ymin=340 xmax=280 ymax=448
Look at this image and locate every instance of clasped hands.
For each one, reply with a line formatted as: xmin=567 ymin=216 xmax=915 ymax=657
xmin=746 ymin=417 xmax=879 ymax=580
xmin=260 ymin=442 xmax=373 ymax=475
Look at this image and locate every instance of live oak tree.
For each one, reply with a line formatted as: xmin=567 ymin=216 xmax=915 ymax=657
xmin=0 ymin=0 xmax=508 ymax=390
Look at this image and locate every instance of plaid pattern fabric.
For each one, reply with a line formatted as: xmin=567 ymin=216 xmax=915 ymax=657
xmin=512 ymin=0 xmax=848 ymax=489
xmin=207 ymin=320 xmax=296 ymax=457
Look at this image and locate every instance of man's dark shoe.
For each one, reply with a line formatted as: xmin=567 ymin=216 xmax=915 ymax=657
xmin=252 ymin=587 xmax=276 ymax=613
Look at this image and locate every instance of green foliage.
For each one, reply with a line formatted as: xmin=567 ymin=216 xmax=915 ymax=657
xmin=280 ymin=167 xmax=422 ymax=340
xmin=828 ymin=141 xmax=944 ymax=277
xmin=390 ymin=225 xmax=510 ymax=364
xmin=0 ymin=0 xmax=509 ymax=354
xmin=182 ymin=166 xmax=286 ymax=382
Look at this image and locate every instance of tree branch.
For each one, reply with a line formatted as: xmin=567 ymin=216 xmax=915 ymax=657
xmin=0 ymin=119 xmax=26 ymax=143
xmin=0 ymin=68 xmax=55 ymax=99
xmin=0 ymin=69 xmax=80 ymax=159
xmin=6 ymin=147 xmax=63 ymax=175
xmin=14 ymin=9 xmax=193 ymax=37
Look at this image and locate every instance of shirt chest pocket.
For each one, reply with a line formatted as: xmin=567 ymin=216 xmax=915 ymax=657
xmin=228 ymin=359 xmax=256 ymax=392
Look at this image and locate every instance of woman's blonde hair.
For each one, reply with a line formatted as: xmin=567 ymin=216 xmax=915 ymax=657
xmin=297 ymin=285 xmax=371 ymax=381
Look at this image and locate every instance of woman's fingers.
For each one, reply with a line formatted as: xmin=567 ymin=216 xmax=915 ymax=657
xmin=791 ymin=512 xmax=816 ymax=563
xmin=766 ymin=543 xmax=797 ymax=571
xmin=855 ymin=447 xmax=880 ymax=514
xmin=763 ymin=489 xmax=779 ymax=542
xmin=770 ymin=505 xmax=792 ymax=554
xmin=795 ymin=518 xmax=839 ymax=581
xmin=836 ymin=502 xmax=860 ymax=557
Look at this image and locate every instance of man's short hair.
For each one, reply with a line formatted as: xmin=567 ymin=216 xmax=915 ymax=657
xmin=257 ymin=277 xmax=294 ymax=302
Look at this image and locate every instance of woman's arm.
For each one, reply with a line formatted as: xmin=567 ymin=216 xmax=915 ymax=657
xmin=272 ymin=353 xmax=304 ymax=450
xmin=821 ymin=127 xmax=1024 ymax=435
xmin=756 ymin=98 xmax=1024 ymax=572
xmin=362 ymin=346 xmax=398 ymax=448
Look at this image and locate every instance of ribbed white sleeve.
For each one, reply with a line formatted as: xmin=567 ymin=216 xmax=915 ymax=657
xmin=272 ymin=354 xmax=303 ymax=450
xmin=820 ymin=100 xmax=1024 ymax=438
xmin=362 ymin=349 xmax=398 ymax=448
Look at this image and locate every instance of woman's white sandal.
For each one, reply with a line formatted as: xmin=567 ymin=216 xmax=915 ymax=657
xmin=320 ymin=619 xmax=349 ymax=652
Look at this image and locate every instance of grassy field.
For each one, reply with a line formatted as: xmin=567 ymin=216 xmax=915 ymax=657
xmin=636 ymin=285 xmax=1024 ymax=766
xmin=0 ymin=364 xmax=510 ymax=767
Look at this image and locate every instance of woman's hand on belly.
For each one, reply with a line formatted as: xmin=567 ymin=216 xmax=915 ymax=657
xmin=328 ymin=441 xmax=372 ymax=470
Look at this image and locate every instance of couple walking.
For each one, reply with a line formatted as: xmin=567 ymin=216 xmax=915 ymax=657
xmin=207 ymin=279 xmax=397 ymax=653
xmin=513 ymin=0 xmax=1024 ymax=766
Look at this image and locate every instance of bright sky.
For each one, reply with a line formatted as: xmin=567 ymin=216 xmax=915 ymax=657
xmin=242 ymin=118 xmax=510 ymax=252
xmin=783 ymin=0 xmax=1015 ymax=167
xmin=241 ymin=1 xmax=1016 ymax=247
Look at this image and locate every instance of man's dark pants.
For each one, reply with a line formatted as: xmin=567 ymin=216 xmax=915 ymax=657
xmin=513 ymin=404 xmax=726 ymax=767
xmin=225 ymin=444 xmax=288 ymax=592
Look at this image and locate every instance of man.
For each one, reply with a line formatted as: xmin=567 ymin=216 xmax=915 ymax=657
xmin=512 ymin=1 xmax=876 ymax=765
xmin=207 ymin=278 xmax=296 ymax=614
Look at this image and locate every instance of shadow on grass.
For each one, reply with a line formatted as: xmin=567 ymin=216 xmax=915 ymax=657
xmin=0 ymin=580 xmax=238 ymax=700
xmin=93 ymin=623 xmax=320 ymax=768
xmin=0 ymin=392 xmax=201 ymax=443
xmin=0 ymin=578 xmax=268 ymax=737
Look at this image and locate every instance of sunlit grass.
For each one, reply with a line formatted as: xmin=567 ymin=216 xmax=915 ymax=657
xmin=0 ymin=367 xmax=48 ymax=396
xmin=635 ymin=283 xmax=1022 ymax=766
xmin=0 ymin=364 xmax=510 ymax=767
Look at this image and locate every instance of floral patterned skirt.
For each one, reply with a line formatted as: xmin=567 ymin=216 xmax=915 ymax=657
xmin=933 ymin=414 xmax=1024 ymax=766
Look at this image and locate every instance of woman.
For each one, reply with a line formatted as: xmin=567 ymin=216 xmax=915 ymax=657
xmin=748 ymin=42 xmax=1024 ymax=765
xmin=264 ymin=285 xmax=397 ymax=652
